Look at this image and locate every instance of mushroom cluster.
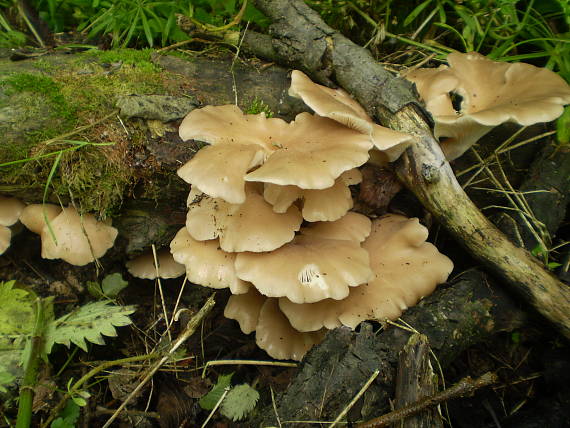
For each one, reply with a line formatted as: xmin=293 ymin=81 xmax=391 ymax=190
xmin=19 ymin=203 xmax=118 ymax=266
xmin=0 ymin=196 xmax=26 ymax=255
xmin=405 ymin=52 xmax=570 ymax=160
xmin=172 ymin=72 xmax=454 ymax=360
xmin=0 ymin=199 xmax=118 ymax=266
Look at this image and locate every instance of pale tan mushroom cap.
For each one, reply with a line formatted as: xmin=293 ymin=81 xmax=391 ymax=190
xmin=0 ymin=225 xmax=11 ymax=255
xmin=404 ymin=65 xmax=459 ymax=117
xmin=0 ymin=196 xmax=26 ymax=227
xmin=300 ymin=212 xmax=371 ymax=242
xmin=255 ymin=298 xmax=326 ymax=361
xmin=20 ymin=204 xmax=63 ymax=234
xmin=179 ymin=104 xmax=288 ymax=152
xmin=224 ymin=288 xmax=267 ymax=334
xmin=406 ymin=52 xmax=570 ymax=160
xmin=263 ymin=169 xmax=362 ymax=222
xmin=235 ymin=233 xmax=373 ymax=304
xmin=126 ymin=248 xmax=185 ymax=280
xmin=170 ymin=227 xmax=250 ymax=294
xmin=288 ymin=70 xmax=414 ymax=161
xmin=445 ymin=52 xmax=570 ymax=126
xmin=177 ymin=143 xmax=266 ymax=204
xmin=279 ymin=214 xmax=453 ymax=331
xmin=245 ymin=113 xmax=373 ymax=189
xmin=185 ymin=185 xmax=302 ymax=252
xmin=40 ymin=207 xmax=118 ymax=266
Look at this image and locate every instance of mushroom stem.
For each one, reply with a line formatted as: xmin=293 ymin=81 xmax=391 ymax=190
xmin=386 ymin=104 xmax=570 ymax=340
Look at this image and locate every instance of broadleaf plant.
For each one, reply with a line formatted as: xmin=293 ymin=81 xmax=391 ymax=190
xmin=220 ymin=383 xmax=260 ymax=421
xmin=43 ymin=301 xmax=136 ymax=354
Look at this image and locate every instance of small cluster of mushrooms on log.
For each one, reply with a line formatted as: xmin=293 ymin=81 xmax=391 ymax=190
xmin=2 ymin=52 xmax=570 ymax=361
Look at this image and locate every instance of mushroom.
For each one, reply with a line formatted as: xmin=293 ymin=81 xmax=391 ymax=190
xmin=405 ymin=52 xmax=570 ymax=159
xmin=185 ymin=184 xmax=302 ymax=253
xmin=0 ymin=225 xmax=11 ymax=255
xmin=235 ymin=214 xmax=373 ymax=303
xmin=224 ymin=288 xmax=267 ymax=334
xmin=243 ymin=113 xmax=373 ymax=189
xmin=224 ymin=289 xmax=326 ymax=361
xmin=0 ymin=196 xmax=26 ymax=255
xmin=0 ymin=196 xmax=26 ymax=227
xmin=170 ymin=227 xmax=250 ymax=294
xmin=177 ymin=105 xmax=374 ymax=203
xmin=40 ymin=206 xmax=118 ymax=266
xmin=279 ymin=214 xmax=454 ymax=332
xmin=263 ymin=169 xmax=362 ymax=222
xmin=126 ymin=248 xmax=185 ymax=280
xmin=177 ymin=143 xmax=266 ymax=205
xmin=20 ymin=203 xmax=63 ymax=234
xmin=288 ymin=70 xmax=415 ymax=161
xmin=255 ymin=298 xmax=326 ymax=361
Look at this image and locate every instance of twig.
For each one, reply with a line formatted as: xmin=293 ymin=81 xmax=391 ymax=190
xmin=101 ymin=294 xmax=216 ymax=428
xmin=202 ymin=359 xmax=298 ymax=378
xmin=356 ymin=372 xmax=498 ymax=428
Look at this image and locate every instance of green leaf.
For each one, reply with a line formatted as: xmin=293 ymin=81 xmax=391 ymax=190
xmin=198 ymin=373 xmax=233 ymax=410
xmin=101 ymin=273 xmax=129 ymax=297
xmin=0 ymin=370 xmax=15 ymax=393
xmin=403 ymin=0 xmax=432 ymax=27
xmin=44 ymin=301 xmax=136 ymax=354
xmin=0 ymin=281 xmax=37 ymax=386
xmin=51 ymin=400 xmax=80 ymax=428
xmin=220 ymin=384 xmax=260 ymax=421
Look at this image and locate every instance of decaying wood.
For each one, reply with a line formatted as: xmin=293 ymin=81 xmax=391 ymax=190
xmin=248 ymin=0 xmax=570 ymax=340
xmin=251 ymin=270 xmax=525 ymax=427
xmin=391 ymin=334 xmax=443 ymax=428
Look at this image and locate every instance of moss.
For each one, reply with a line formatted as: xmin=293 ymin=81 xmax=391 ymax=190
xmin=244 ymin=96 xmax=274 ymax=117
xmin=83 ymin=48 xmax=159 ymax=73
xmin=0 ymin=49 xmax=187 ymax=217
xmin=1 ymin=72 xmax=76 ymax=125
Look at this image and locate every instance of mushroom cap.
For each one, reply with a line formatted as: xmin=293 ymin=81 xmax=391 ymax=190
xmin=0 ymin=196 xmax=26 ymax=227
xmin=185 ymin=185 xmax=302 ymax=253
xmin=445 ymin=52 xmax=570 ymax=126
xmin=177 ymin=143 xmax=266 ymax=204
xmin=126 ymin=248 xmax=185 ymax=280
xmin=179 ymin=104 xmax=289 ymax=152
xmin=300 ymin=211 xmax=371 ymax=242
xmin=404 ymin=65 xmax=459 ymax=117
xmin=224 ymin=288 xmax=267 ymax=334
xmin=244 ymin=113 xmax=373 ymax=189
xmin=40 ymin=207 xmax=118 ymax=266
xmin=406 ymin=52 xmax=570 ymax=160
xmin=235 ymin=219 xmax=373 ymax=303
xmin=288 ymin=70 xmax=414 ymax=161
xmin=255 ymin=298 xmax=326 ymax=361
xmin=263 ymin=169 xmax=362 ymax=222
xmin=0 ymin=225 xmax=11 ymax=255
xmin=20 ymin=204 xmax=63 ymax=234
xmin=170 ymin=227 xmax=250 ymax=294
xmin=279 ymin=214 xmax=453 ymax=331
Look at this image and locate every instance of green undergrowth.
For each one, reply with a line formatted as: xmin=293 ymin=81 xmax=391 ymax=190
xmin=0 ymin=49 xmax=176 ymax=217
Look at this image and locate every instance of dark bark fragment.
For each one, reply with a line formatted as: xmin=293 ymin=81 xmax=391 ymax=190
xmin=252 ymin=270 xmax=525 ymax=427
xmin=392 ymin=334 xmax=443 ymax=428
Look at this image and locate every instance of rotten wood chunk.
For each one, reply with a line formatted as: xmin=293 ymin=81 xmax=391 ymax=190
xmin=358 ymin=165 xmax=402 ymax=214
xmin=393 ymin=334 xmax=443 ymax=428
